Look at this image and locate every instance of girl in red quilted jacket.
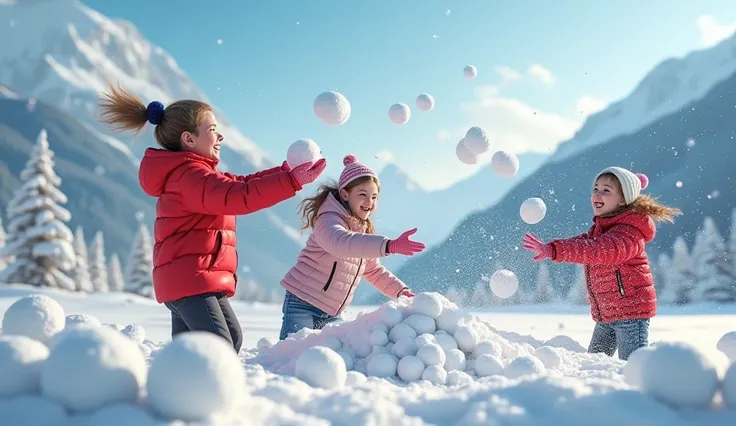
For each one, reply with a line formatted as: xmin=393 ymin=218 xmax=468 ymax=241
xmin=97 ymin=84 xmax=326 ymax=353
xmin=522 ymin=166 xmax=681 ymax=360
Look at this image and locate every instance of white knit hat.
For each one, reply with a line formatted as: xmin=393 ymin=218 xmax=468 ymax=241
xmin=594 ymin=166 xmax=649 ymax=205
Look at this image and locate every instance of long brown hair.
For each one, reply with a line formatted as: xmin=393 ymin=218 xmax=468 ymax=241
xmin=600 ymin=172 xmax=682 ymax=223
xmin=299 ymin=176 xmax=380 ymax=234
xmin=96 ymin=83 xmax=212 ymax=151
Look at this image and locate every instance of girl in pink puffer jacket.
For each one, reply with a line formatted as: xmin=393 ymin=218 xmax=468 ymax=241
xmin=278 ymin=154 xmax=425 ymax=340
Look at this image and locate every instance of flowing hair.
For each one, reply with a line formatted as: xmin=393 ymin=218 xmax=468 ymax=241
xmin=299 ymin=176 xmax=380 ymax=234
xmin=600 ymin=172 xmax=682 ymax=223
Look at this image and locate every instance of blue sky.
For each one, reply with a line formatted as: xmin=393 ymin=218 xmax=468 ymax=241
xmin=83 ymin=0 xmax=736 ymax=190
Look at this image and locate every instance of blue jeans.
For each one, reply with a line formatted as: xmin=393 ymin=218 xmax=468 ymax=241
xmin=588 ymin=319 xmax=650 ymax=360
xmin=279 ymin=291 xmax=342 ymax=340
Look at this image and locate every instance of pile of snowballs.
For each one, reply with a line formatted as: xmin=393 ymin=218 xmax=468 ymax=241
xmin=0 ymin=294 xmax=245 ymax=424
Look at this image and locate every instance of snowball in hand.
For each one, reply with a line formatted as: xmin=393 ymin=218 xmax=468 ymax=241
xmin=388 ymin=103 xmax=411 ymax=125
xmin=456 ymin=139 xmax=479 ymax=165
xmin=147 ymin=332 xmax=245 ymax=421
xmin=520 ymin=197 xmax=547 ymax=225
xmin=491 ymin=151 xmax=520 ymax=178
xmin=41 ymin=325 xmax=147 ymax=412
xmin=463 ymin=64 xmax=478 ymax=79
xmin=2 ymin=294 xmax=65 ymax=344
xmin=489 ymin=269 xmax=519 ymax=299
xmin=295 ymin=346 xmax=347 ymax=389
xmin=415 ymin=93 xmax=435 ymax=112
xmin=464 ymin=127 xmax=491 ymax=155
xmin=287 ymin=138 xmax=322 ymax=168
xmin=0 ymin=335 xmax=49 ymax=397
xmin=313 ymin=91 xmax=351 ymax=126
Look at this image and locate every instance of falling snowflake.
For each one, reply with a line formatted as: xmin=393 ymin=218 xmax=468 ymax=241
xmin=135 ymin=211 xmax=145 ymax=222
xmin=676 ymin=181 xmax=683 ymax=188
xmin=686 ymin=138 xmax=695 ymax=148
xmin=445 ymin=9 xmax=451 ymax=16
xmin=217 ymin=39 xmax=223 ymax=45
xmin=432 ymin=34 xmax=440 ymax=40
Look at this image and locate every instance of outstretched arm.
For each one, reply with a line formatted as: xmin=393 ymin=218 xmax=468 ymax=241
xmin=551 ymin=225 xmax=645 ymax=265
xmin=312 ymin=212 xmax=389 ymax=259
xmin=362 ymin=258 xmax=407 ymax=298
xmin=223 ymin=161 xmax=289 ymax=183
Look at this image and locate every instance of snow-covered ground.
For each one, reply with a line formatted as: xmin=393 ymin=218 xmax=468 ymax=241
xmin=0 ymin=284 xmax=735 ymax=425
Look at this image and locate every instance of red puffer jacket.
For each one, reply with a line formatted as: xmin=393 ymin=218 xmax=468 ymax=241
xmin=550 ymin=209 xmax=657 ymax=323
xmin=138 ymin=148 xmax=299 ymax=303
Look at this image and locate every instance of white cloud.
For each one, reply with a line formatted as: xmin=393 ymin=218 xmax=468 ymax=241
xmin=696 ymin=15 xmax=736 ymax=47
xmin=575 ymin=95 xmax=610 ymax=118
xmin=438 ymin=85 xmax=581 ymax=154
xmin=494 ymin=66 xmax=522 ymax=84
xmin=527 ymin=64 xmax=557 ymax=87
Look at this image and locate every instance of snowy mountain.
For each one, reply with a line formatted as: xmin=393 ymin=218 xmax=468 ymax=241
xmin=550 ymin=32 xmax=736 ymax=163
xmin=396 ymin=67 xmax=736 ymax=298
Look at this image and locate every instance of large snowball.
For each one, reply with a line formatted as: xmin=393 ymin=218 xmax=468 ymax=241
xmin=454 ymin=325 xmax=480 ymax=352
xmin=533 ymin=346 xmax=563 ymax=370
xmin=388 ymin=103 xmax=411 ymax=125
xmin=313 ymin=91 xmax=351 ymax=126
xmin=474 ymin=354 xmax=504 ymax=377
xmin=640 ymin=342 xmax=719 ymax=410
xmin=65 ymin=313 xmax=101 ymax=328
xmin=286 ymin=138 xmax=322 ymax=169
xmin=41 ymin=325 xmax=147 ymax=412
xmin=369 ymin=329 xmax=389 ymax=346
xmin=397 ymin=355 xmax=425 ymax=382
xmin=464 ymin=127 xmax=491 ymax=155
xmin=520 ymin=197 xmax=547 ymax=225
xmin=403 ymin=314 xmax=436 ymax=335
xmin=435 ymin=333 xmax=459 ymax=352
xmin=412 ymin=292 xmax=444 ymax=318
xmin=416 ymin=93 xmax=435 ymax=112
xmin=367 ymin=353 xmax=398 ymax=378
xmin=389 ymin=323 xmax=417 ymax=343
xmin=345 ymin=371 xmax=366 ymax=387
xmin=0 ymin=335 xmax=49 ymax=397
xmin=391 ymin=337 xmax=418 ymax=358
xmin=623 ymin=346 xmax=655 ymax=388
xmin=473 ymin=341 xmax=502 ymax=359
xmin=2 ymin=295 xmax=65 ymax=344
xmin=416 ymin=343 xmax=445 ymax=367
xmin=504 ymin=356 xmax=546 ymax=379
xmin=444 ymin=348 xmax=466 ymax=372
xmin=489 ymin=269 xmax=519 ymax=299
xmin=377 ymin=303 xmax=404 ymax=328
xmin=463 ymin=65 xmax=478 ymax=79
xmin=491 ymin=151 xmax=520 ymax=178
xmin=147 ymin=332 xmax=246 ymax=421
xmin=722 ymin=362 xmax=736 ymax=409
xmin=447 ymin=370 xmax=473 ymax=386
xmin=456 ymin=139 xmax=479 ymax=165
xmin=415 ymin=333 xmax=437 ymax=348
xmin=422 ymin=365 xmax=447 ymax=385
xmin=436 ymin=308 xmax=462 ymax=334
xmin=717 ymin=331 xmax=736 ymax=361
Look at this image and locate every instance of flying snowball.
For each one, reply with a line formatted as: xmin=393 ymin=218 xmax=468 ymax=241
xmin=313 ymin=91 xmax=351 ymax=126
xmin=2 ymin=295 xmax=66 ymax=344
xmin=65 ymin=314 xmax=101 ymax=328
xmin=464 ymin=127 xmax=491 ymax=155
xmin=520 ymin=197 xmax=547 ymax=225
xmin=295 ymin=346 xmax=347 ymax=389
xmin=456 ymin=139 xmax=479 ymax=165
xmin=388 ymin=103 xmax=411 ymax=125
xmin=415 ymin=93 xmax=435 ymax=112
xmin=491 ymin=151 xmax=520 ymax=178
xmin=463 ymin=65 xmax=478 ymax=79
xmin=489 ymin=269 xmax=519 ymax=299
xmin=412 ymin=292 xmax=444 ymax=318
xmin=147 ymin=332 xmax=245 ymax=421
xmin=287 ymin=138 xmax=322 ymax=168
xmin=397 ymin=355 xmax=425 ymax=382
xmin=422 ymin=365 xmax=447 ymax=385
xmin=0 ymin=335 xmax=49 ymax=397
xmin=366 ymin=353 xmax=398 ymax=378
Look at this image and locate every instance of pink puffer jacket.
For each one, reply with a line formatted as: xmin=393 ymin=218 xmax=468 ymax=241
xmin=280 ymin=193 xmax=408 ymax=316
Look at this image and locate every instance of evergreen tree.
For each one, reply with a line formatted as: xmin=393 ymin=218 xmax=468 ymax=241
xmin=692 ymin=218 xmax=735 ymax=302
xmin=668 ymin=236 xmax=696 ymax=305
xmin=89 ymin=231 xmax=108 ymax=292
xmin=0 ymin=129 xmax=75 ymax=289
xmin=125 ymin=224 xmax=154 ymax=297
xmin=71 ymin=226 xmax=92 ymax=292
xmin=532 ymin=263 xmax=554 ymax=303
xmin=107 ymin=253 xmax=125 ymax=292
xmin=654 ymin=253 xmax=671 ymax=302
xmin=568 ymin=265 xmax=589 ymax=305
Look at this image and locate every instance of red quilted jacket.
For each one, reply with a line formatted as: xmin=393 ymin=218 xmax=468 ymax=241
xmin=138 ymin=148 xmax=299 ymax=303
xmin=550 ymin=209 xmax=657 ymax=323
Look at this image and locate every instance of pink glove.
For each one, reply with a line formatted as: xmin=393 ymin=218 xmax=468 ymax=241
xmin=522 ymin=232 xmax=555 ymax=262
xmin=399 ymin=288 xmax=415 ymax=298
xmin=289 ymin=158 xmax=327 ymax=190
xmin=387 ymin=228 xmax=425 ymax=256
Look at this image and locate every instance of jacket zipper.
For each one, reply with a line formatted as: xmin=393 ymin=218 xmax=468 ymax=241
xmin=337 ymin=259 xmax=363 ymax=313
xmin=585 ymin=265 xmax=603 ymax=321
xmin=615 ymin=268 xmax=626 ymax=297
xmin=322 ymin=262 xmax=338 ymax=291
xmin=207 ymin=231 xmax=223 ymax=270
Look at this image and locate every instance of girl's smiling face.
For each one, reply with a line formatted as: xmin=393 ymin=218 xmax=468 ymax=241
xmin=591 ymin=174 xmax=626 ymax=216
xmin=340 ymin=180 xmax=379 ymax=220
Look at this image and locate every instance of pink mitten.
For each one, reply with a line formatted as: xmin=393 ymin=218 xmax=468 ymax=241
xmin=399 ymin=288 xmax=415 ymax=298
xmin=387 ymin=228 xmax=425 ymax=256
xmin=289 ymin=158 xmax=327 ymax=189
xmin=522 ymin=232 xmax=555 ymax=262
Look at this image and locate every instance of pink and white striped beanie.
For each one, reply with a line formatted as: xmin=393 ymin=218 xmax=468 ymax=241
xmin=338 ymin=154 xmax=377 ymax=190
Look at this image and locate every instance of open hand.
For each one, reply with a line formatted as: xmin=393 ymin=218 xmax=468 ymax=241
xmin=522 ymin=232 xmax=554 ymax=262
xmin=388 ymin=228 xmax=425 ymax=256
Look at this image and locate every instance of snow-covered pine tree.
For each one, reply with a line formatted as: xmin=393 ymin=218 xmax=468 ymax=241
xmin=654 ymin=253 xmax=671 ymax=301
xmin=71 ymin=227 xmax=92 ymax=292
xmin=0 ymin=213 xmax=6 ymax=270
xmin=107 ymin=253 xmax=125 ymax=292
xmin=0 ymin=129 xmax=76 ymax=289
xmin=89 ymin=231 xmax=108 ymax=292
xmin=692 ymin=217 xmax=735 ymax=303
xmin=567 ymin=265 xmax=589 ymax=305
xmin=668 ymin=236 xmax=696 ymax=305
xmin=125 ymin=224 xmax=154 ymax=297
xmin=532 ymin=263 xmax=553 ymax=304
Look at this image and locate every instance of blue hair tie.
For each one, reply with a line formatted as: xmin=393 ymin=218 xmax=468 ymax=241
xmin=146 ymin=101 xmax=165 ymax=125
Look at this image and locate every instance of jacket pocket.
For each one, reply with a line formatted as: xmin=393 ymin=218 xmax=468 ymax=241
xmin=322 ymin=262 xmax=338 ymax=291
xmin=207 ymin=231 xmax=223 ymax=271
xmin=615 ymin=268 xmax=626 ymax=297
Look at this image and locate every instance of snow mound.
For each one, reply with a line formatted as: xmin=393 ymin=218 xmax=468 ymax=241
xmin=65 ymin=313 xmax=102 ymax=328
xmin=2 ymin=294 xmax=65 ymax=344
xmin=41 ymin=324 xmax=147 ymax=412
xmin=147 ymin=331 xmax=245 ymax=422
xmin=0 ymin=335 xmax=49 ymax=397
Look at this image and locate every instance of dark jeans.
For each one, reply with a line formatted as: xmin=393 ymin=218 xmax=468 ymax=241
xmin=588 ymin=318 xmax=650 ymax=360
xmin=279 ymin=291 xmax=342 ymax=340
xmin=164 ymin=292 xmax=243 ymax=354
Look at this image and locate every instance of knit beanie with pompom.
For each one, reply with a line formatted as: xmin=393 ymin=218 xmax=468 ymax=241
xmin=338 ymin=154 xmax=377 ymax=190
xmin=595 ymin=166 xmax=649 ymax=205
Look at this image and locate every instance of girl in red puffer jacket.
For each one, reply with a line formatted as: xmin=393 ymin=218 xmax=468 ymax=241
xmin=97 ymin=84 xmax=326 ymax=353
xmin=522 ymin=166 xmax=681 ymax=360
